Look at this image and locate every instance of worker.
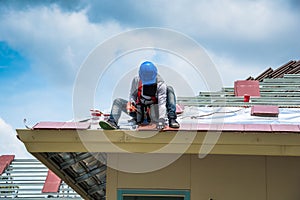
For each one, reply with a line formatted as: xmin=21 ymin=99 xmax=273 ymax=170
xmin=99 ymin=61 xmax=180 ymax=130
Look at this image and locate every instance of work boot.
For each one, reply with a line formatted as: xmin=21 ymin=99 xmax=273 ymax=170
xmin=169 ymin=119 xmax=180 ymax=128
xmin=99 ymin=120 xmax=119 ymax=130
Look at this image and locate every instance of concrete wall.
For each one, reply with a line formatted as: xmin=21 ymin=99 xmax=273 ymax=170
xmin=107 ymin=154 xmax=300 ymax=200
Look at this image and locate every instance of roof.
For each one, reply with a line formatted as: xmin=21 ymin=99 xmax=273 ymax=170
xmin=32 ymin=152 xmax=106 ymax=200
xmin=247 ymin=60 xmax=300 ymax=81
xmin=0 ymin=155 xmax=81 ymax=199
xmin=178 ymin=74 xmax=300 ymax=107
xmin=15 ymin=61 xmax=300 ymax=200
xmin=16 ymin=127 xmax=300 ymax=156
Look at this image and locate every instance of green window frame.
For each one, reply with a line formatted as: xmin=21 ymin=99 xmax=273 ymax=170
xmin=117 ymin=189 xmax=190 ymax=200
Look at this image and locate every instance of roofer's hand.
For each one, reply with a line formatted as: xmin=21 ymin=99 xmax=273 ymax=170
xmin=156 ymin=118 xmax=165 ymax=130
xmin=126 ymin=101 xmax=136 ymax=113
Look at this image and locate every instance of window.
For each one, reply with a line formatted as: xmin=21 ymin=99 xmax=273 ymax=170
xmin=117 ymin=189 xmax=190 ymax=200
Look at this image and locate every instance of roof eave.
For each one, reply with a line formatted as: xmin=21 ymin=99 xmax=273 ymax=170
xmin=16 ymin=129 xmax=300 ymax=157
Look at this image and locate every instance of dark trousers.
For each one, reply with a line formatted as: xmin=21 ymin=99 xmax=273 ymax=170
xmin=108 ymin=86 xmax=177 ymax=124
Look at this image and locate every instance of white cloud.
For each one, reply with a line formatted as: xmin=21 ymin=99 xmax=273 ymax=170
xmin=0 ymin=1 xmax=298 ymax=90
xmin=0 ymin=118 xmax=32 ymax=158
xmin=0 ymin=5 xmax=127 ymax=127
xmin=0 ymin=5 xmax=124 ymax=85
xmin=161 ymin=0 xmax=297 ymax=41
xmin=207 ymin=50 xmax=266 ymax=86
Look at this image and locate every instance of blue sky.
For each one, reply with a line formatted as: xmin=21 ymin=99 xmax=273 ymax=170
xmin=0 ymin=0 xmax=300 ymax=158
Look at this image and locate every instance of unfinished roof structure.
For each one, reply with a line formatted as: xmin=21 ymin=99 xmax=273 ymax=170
xmin=247 ymin=60 xmax=300 ymax=81
xmin=15 ymin=60 xmax=300 ymax=200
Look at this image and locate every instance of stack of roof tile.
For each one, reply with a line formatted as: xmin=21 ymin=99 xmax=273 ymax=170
xmin=247 ymin=60 xmax=300 ymax=81
xmin=177 ymin=59 xmax=300 ymax=108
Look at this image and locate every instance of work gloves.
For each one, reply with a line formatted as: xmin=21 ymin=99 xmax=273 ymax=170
xmin=156 ymin=118 xmax=166 ymax=130
xmin=126 ymin=101 xmax=136 ymax=113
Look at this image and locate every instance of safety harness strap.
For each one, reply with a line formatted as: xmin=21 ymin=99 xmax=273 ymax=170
xmin=136 ymin=80 xmax=157 ymax=105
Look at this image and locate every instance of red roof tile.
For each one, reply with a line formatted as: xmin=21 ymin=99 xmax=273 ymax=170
xmin=137 ymin=123 xmax=300 ymax=133
xmin=271 ymin=124 xmax=300 ymax=132
xmin=234 ymin=80 xmax=260 ymax=97
xmin=42 ymin=170 xmax=62 ymax=193
xmin=243 ymin=124 xmax=272 ymax=132
xmin=0 ymin=155 xmax=15 ymax=175
xmin=222 ymin=124 xmax=245 ymax=131
xmin=176 ymin=104 xmax=184 ymax=114
xmin=251 ymin=105 xmax=279 ymax=117
xmin=33 ymin=122 xmax=90 ymax=130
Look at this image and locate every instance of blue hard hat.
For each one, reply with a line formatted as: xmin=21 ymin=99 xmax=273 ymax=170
xmin=139 ymin=61 xmax=157 ymax=85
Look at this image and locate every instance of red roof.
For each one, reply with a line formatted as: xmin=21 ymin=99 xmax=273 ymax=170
xmin=33 ymin=121 xmax=90 ymax=130
xmin=42 ymin=170 xmax=62 ymax=193
xmin=138 ymin=123 xmax=300 ymax=133
xmin=0 ymin=155 xmax=15 ymax=175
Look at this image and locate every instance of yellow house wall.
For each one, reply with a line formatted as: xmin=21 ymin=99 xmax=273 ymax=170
xmin=107 ymin=154 xmax=300 ymax=200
